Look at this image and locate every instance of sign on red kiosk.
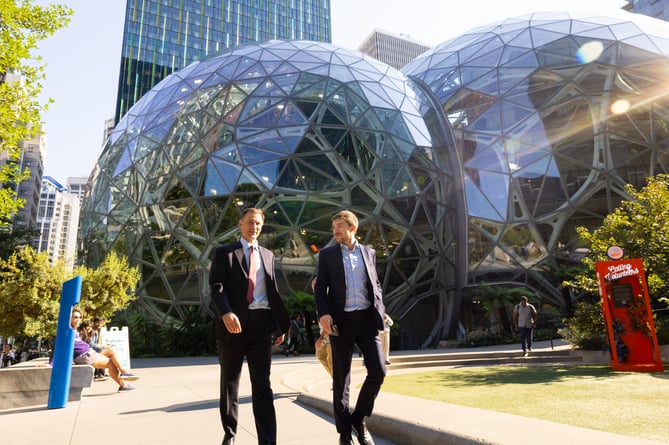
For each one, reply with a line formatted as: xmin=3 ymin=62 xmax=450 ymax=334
xmin=595 ymin=256 xmax=663 ymax=372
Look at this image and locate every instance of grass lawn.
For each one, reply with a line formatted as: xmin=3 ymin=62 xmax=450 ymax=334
xmin=382 ymin=365 xmax=669 ymax=443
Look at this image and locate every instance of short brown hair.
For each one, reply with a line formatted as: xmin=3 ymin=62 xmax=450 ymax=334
xmin=241 ymin=207 xmax=265 ymax=221
xmin=332 ymin=210 xmax=358 ymax=228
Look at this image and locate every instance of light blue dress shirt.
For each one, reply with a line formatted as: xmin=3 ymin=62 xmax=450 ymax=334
xmin=341 ymin=241 xmax=371 ymax=312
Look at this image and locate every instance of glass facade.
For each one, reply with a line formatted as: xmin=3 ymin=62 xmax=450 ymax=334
xmin=82 ymin=40 xmax=460 ymax=347
xmin=115 ymin=0 xmax=332 ymax=123
xmin=403 ymin=11 xmax=669 ymax=308
xmin=82 ymin=10 xmax=669 ymax=347
xmin=624 ymin=0 xmax=669 ymax=21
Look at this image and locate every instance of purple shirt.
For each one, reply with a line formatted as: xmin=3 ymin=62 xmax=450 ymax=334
xmin=73 ymin=330 xmax=91 ymax=358
xmin=49 ymin=328 xmax=91 ymax=365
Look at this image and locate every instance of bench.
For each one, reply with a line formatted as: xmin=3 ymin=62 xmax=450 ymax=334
xmin=0 ymin=359 xmax=94 ymax=410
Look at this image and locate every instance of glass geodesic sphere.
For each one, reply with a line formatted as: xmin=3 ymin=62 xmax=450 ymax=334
xmin=80 ymin=40 xmax=458 ymax=326
xmin=403 ymin=11 xmax=669 ymax=305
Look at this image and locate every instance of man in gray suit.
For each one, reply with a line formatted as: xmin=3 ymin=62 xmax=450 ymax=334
xmin=209 ymin=207 xmax=290 ymax=445
xmin=314 ymin=210 xmax=386 ymax=445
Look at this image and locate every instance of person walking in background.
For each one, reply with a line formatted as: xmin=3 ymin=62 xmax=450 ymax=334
xmin=209 ymin=207 xmax=290 ymax=445
xmin=380 ymin=312 xmax=393 ymax=365
xmin=314 ymin=210 xmax=386 ymax=445
xmin=284 ymin=312 xmax=304 ymax=356
xmin=513 ymin=296 xmax=538 ymax=357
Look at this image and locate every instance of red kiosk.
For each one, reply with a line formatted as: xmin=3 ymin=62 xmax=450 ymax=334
xmin=595 ymin=247 xmax=664 ymax=372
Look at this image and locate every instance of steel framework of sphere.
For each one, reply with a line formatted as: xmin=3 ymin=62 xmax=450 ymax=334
xmin=81 ymin=11 xmax=669 ymax=347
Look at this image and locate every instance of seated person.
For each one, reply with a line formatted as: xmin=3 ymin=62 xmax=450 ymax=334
xmin=1 ymin=343 xmax=16 ymax=368
xmin=68 ymin=308 xmax=139 ymax=392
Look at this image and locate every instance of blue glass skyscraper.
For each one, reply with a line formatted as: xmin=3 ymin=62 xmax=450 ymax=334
xmin=114 ymin=0 xmax=331 ymax=123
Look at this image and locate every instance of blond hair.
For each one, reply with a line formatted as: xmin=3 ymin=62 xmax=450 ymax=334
xmin=332 ymin=210 xmax=358 ymax=228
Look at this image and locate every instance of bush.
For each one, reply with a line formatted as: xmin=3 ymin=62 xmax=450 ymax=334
xmin=558 ymin=300 xmax=608 ymax=350
xmin=654 ymin=315 xmax=669 ymax=345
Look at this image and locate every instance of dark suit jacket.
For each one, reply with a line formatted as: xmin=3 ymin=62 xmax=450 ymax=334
xmin=209 ymin=241 xmax=289 ymax=338
xmin=314 ymin=243 xmax=385 ymax=330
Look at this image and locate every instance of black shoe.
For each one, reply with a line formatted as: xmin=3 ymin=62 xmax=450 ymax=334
xmin=352 ymin=418 xmax=375 ymax=445
xmin=339 ymin=433 xmax=354 ymax=445
xmin=222 ymin=434 xmax=235 ymax=445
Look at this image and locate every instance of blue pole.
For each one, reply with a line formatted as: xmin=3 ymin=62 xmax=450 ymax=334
xmin=48 ymin=276 xmax=82 ymax=409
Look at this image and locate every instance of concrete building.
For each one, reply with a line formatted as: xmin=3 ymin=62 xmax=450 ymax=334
xmin=624 ymin=0 xmax=669 ymax=20
xmin=358 ymin=29 xmax=431 ymax=69
xmin=35 ymin=176 xmax=80 ymax=269
xmin=11 ymin=131 xmax=47 ymax=229
xmin=66 ymin=176 xmax=90 ymax=205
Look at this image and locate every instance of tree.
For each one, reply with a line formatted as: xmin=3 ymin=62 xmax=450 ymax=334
xmin=0 ymin=247 xmax=140 ymax=340
xmin=0 ymin=220 xmax=41 ymax=259
xmin=74 ymin=251 xmax=141 ymax=322
xmin=282 ymin=290 xmax=317 ymax=348
xmin=467 ymin=283 xmax=528 ymax=334
xmin=0 ymin=1 xmax=72 ymax=222
xmin=575 ymin=174 xmax=669 ymax=304
xmin=0 ymin=245 xmax=67 ymax=338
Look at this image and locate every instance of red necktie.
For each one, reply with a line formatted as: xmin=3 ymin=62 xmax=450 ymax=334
xmin=246 ymin=245 xmax=256 ymax=304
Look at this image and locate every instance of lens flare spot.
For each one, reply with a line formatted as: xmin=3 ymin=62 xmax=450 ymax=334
xmin=576 ymin=41 xmax=604 ymax=64
xmin=611 ymin=99 xmax=630 ymax=114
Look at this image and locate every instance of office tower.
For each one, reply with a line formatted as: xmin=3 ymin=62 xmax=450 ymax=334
xmin=114 ymin=0 xmax=332 ymax=124
xmin=66 ymin=176 xmax=90 ymax=205
xmin=0 ymin=72 xmax=47 ymax=228
xmin=624 ymin=0 xmax=669 ymax=21
xmin=9 ymin=131 xmax=47 ymax=229
xmin=35 ymin=176 xmax=81 ymax=269
xmin=358 ymin=29 xmax=431 ymax=69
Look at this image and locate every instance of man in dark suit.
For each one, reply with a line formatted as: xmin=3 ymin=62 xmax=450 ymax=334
xmin=209 ymin=207 xmax=290 ymax=445
xmin=314 ymin=210 xmax=386 ymax=445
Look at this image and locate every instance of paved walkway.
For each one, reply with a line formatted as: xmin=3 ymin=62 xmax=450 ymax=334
xmin=2 ymin=341 xmax=667 ymax=445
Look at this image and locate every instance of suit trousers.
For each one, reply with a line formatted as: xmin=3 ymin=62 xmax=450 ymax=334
xmin=217 ymin=309 xmax=277 ymax=444
xmin=330 ymin=308 xmax=386 ymax=434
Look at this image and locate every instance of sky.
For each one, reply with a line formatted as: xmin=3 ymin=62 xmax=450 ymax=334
xmin=35 ymin=0 xmax=627 ymax=182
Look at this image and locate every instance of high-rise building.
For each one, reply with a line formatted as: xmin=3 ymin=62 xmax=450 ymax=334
xmin=114 ymin=0 xmax=332 ymax=124
xmin=35 ymin=176 xmax=81 ymax=269
xmin=66 ymin=176 xmax=90 ymax=205
xmin=357 ymin=29 xmax=431 ymax=69
xmin=624 ymin=0 xmax=669 ymax=21
xmin=11 ymin=131 xmax=47 ymax=229
xmin=0 ymin=73 xmax=48 ymax=229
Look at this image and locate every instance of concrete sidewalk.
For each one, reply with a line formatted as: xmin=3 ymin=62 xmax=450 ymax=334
xmin=2 ymin=341 xmax=667 ymax=445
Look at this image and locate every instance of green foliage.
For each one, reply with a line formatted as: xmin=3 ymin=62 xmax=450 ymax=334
xmin=282 ymin=290 xmax=316 ymax=316
xmin=0 ymin=247 xmax=140 ymax=340
xmin=159 ymin=307 xmax=216 ymax=356
xmin=558 ymin=300 xmax=608 ymax=350
xmin=0 ymin=0 xmax=71 ymax=223
xmin=575 ymin=174 xmax=669 ymax=305
xmin=111 ymin=309 xmax=162 ymax=358
xmin=653 ymin=316 xmax=669 ymax=345
xmin=0 ymin=246 xmax=67 ymax=338
xmin=282 ymin=291 xmax=317 ymax=350
xmin=0 ymin=220 xmax=40 ymax=259
xmin=110 ymin=306 xmax=217 ymax=358
xmin=74 ymin=251 xmax=141 ymax=321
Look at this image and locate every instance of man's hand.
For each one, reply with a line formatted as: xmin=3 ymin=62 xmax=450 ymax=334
xmin=274 ymin=334 xmax=285 ymax=345
xmin=319 ymin=314 xmax=334 ymax=335
xmin=222 ymin=312 xmax=242 ymax=334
